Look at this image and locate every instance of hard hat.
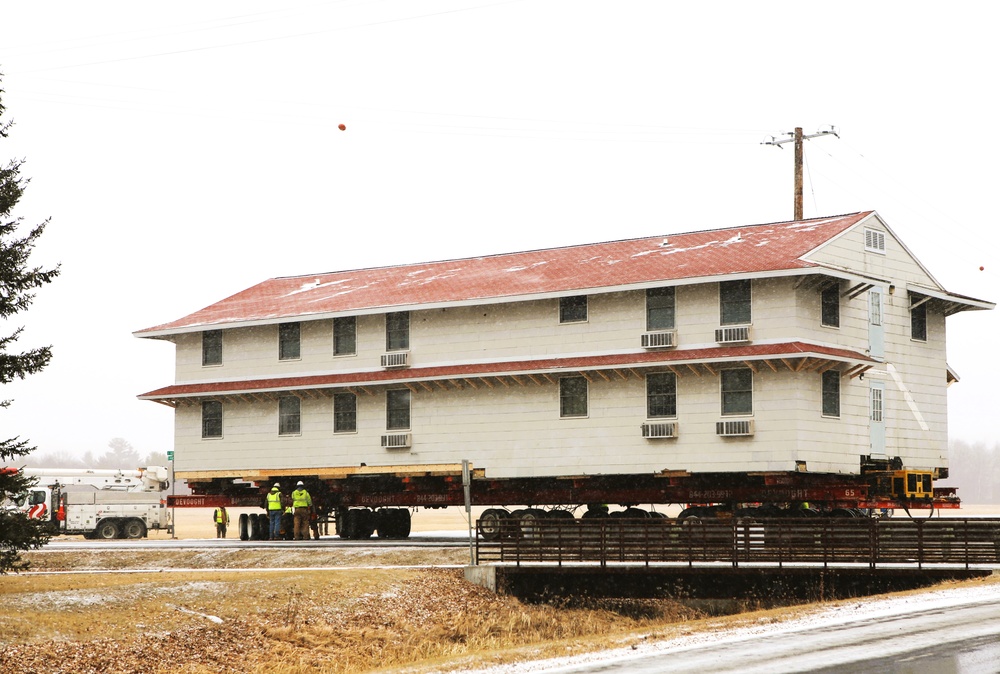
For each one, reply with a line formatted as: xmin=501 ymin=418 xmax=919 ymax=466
xmin=271 ymin=484 xmax=279 ymax=491
xmin=296 ymin=481 xmax=305 ymax=487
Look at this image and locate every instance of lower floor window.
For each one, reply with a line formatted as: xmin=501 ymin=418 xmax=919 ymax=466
xmin=721 ymin=369 xmax=753 ymax=415
xmin=386 ymin=389 xmax=411 ymax=430
xmin=646 ymin=372 xmax=677 ymax=418
xmin=334 ymin=392 xmax=357 ymax=432
xmin=202 ymin=400 xmax=223 ymax=438
xmin=822 ymin=370 xmax=841 ymax=417
xmin=560 ymin=376 xmax=588 ymax=417
xmin=279 ymin=396 xmax=301 ymax=435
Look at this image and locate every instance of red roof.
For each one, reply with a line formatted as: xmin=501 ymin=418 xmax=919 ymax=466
xmin=138 ymin=342 xmax=873 ymax=400
xmin=136 ymin=212 xmax=873 ymax=335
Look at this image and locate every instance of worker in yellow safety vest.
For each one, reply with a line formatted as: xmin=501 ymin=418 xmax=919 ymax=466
xmin=291 ymin=481 xmax=312 ymax=540
xmin=266 ymin=484 xmax=284 ymax=540
xmin=213 ymin=505 xmax=230 ymax=538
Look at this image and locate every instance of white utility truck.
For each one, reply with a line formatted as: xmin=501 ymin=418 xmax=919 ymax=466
xmin=5 ymin=466 xmax=171 ymax=539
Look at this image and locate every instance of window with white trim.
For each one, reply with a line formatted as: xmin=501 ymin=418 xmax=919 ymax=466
xmin=646 ymin=372 xmax=677 ymax=418
xmin=334 ymin=392 xmax=357 ymax=432
xmin=720 ymin=280 xmax=751 ymax=325
xmin=202 ymin=400 xmax=223 ymax=438
xmin=559 ymin=376 xmax=588 ymax=417
xmin=278 ymin=396 xmax=301 ymax=435
xmin=911 ymin=302 xmax=927 ymax=342
xmin=386 ymin=312 xmax=409 ymax=351
xmin=821 ymin=285 xmax=840 ymax=328
xmin=646 ymin=287 xmax=675 ymax=330
xmin=279 ymin=322 xmax=300 ymax=360
xmin=822 ymin=370 xmax=840 ymax=418
xmin=202 ymin=330 xmax=222 ymax=366
xmin=334 ymin=316 xmax=356 ymax=355
xmin=559 ymin=295 xmax=588 ymax=323
xmin=721 ymin=368 xmax=753 ymax=416
xmin=386 ymin=389 xmax=411 ymax=430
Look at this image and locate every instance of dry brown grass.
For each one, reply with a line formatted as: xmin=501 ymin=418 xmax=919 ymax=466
xmin=3 ymin=548 xmax=996 ymax=674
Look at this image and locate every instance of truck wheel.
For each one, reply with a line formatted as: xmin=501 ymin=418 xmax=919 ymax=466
xmin=479 ymin=509 xmax=508 ymax=541
xmin=95 ymin=520 xmax=120 ymax=539
xmin=123 ymin=519 xmax=147 ymax=539
xmin=239 ymin=513 xmax=249 ymax=541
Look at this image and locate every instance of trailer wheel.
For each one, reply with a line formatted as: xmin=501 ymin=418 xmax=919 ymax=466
xmin=254 ymin=513 xmax=270 ymax=540
xmin=376 ymin=509 xmax=411 ymax=539
xmin=95 ymin=520 xmax=120 ymax=540
xmin=122 ymin=518 xmax=147 ymax=539
xmin=239 ymin=513 xmax=249 ymax=541
xmin=479 ymin=509 xmax=508 ymax=541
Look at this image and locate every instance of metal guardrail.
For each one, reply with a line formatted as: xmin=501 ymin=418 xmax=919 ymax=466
xmin=475 ymin=517 xmax=1000 ymax=569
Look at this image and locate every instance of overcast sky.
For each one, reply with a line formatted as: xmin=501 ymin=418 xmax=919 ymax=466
xmin=1 ymin=1 xmax=997 ymax=466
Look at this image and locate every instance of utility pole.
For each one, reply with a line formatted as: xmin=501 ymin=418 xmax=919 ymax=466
xmin=763 ymin=125 xmax=838 ymax=220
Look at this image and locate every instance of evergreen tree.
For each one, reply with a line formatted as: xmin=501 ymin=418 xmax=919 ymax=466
xmin=0 ymin=75 xmax=60 ymax=573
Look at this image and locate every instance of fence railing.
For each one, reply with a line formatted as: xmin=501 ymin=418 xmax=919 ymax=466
xmin=474 ymin=517 xmax=1000 ymax=569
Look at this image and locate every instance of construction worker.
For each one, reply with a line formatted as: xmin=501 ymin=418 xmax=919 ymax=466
xmin=292 ymin=480 xmax=312 ymax=540
xmin=213 ymin=505 xmax=230 ymax=538
xmin=281 ymin=501 xmax=294 ymax=541
xmin=266 ymin=483 xmax=284 ymax=540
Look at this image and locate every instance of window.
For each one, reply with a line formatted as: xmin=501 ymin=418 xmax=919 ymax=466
xmin=386 ymin=389 xmax=411 ymax=430
xmin=202 ymin=330 xmax=222 ymax=366
xmin=279 ymin=322 xmax=300 ymax=360
xmin=559 ymin=376 xmax=588 ymax=417
xmin=720 ymin=280 xmax=751 ymax=325
xmin=864 ymin=228 xmax=886 ymax=253
xmin=721 ymin=369 xmax=753 ymax=416
xmin=202 ymin=400 xmax=223 ymax=438
xmin=911 ymin=302 xmax=927 ymax=341
xmin=278 ymin=396 xmax=301 ymax=435
xmin=334 ymin=392 xmax=357 ymax=432
xmin=386 ymin=312 xmax=409 ymax=351
xmin=559 ymin=295 xmax=588 ymax=323
xmin=334 ymin=316 xmax=356 ymax=355
xmin=822 ymin=370 xmax=840 ymax=417
xmin=646 ymin=287 xmax=675 ymax=330
xmin=646 ymin=372 xmax=677 ymax=418
xmin=821 ymin=285 xmax=840 ymax=328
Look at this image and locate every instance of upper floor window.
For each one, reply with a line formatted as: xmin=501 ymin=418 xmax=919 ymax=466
xmin=822 ymin=370 xmax=840 ymax=418
xmin=646 ymin=287 xmax=675 ymax=330
xmin=559 ymin=376 xmax=588 ymax=418
xmin=334 ymin=316 xmax=357 ymax=356
xmin=911 ymin=301 xmax=927 ymax=341
xmin=864 ymin=228 xmax=886 ymax=254
xmin=278 ymin=396 xmax=301 ymax=435
xmin=334 ymin=392 xmax=357 ymax=433
xmin=720 ymin=280 xmax=751 ymax=325
xmin=386 ymin=312 xmax=409 ymax=351
xmin=202 ymin=400 xmax=223 ymax=438
xmin=202 ymin=330 xmax=222 ymax=366
xmin=386 ymin=389 xmax=411 ymax=430
xmin=646 ymin=372 xmax=677 ymax=418
xmin=559 ymin=296 xmax=588 ymax=323
xmin=721 ymin=368 xmax=753 ymax=416
xmin=821 ymin=285 xmax=840 ymax=328
xmin=279 ymin=322 xmax=300 ymax=360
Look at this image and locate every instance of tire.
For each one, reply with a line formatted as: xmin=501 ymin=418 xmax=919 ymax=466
xmin=95 ymin=520 xmax=120 ymax=540
xmin=479 ymin=508 xmax=508 ymax=541
xmin=122 ymin=518 xmax=147 ymax=539
xmin=255 ymin=513 xmax=270 ymax=540
xmin=239 ymin=513 xmax=249 ymax=541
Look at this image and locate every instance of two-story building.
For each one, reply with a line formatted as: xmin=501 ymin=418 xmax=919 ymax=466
xmin=136 ymin=211 xmax=991 ymax=526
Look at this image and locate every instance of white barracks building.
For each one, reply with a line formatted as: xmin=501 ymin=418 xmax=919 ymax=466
xmin=136 ymin=212 xmax=992 ymax=487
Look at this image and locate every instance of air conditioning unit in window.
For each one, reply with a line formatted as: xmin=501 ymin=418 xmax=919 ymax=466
xmin=381 ymin=433 xmax=411 ymax=449
xmin=716 ymin=420 xmax=754 ymax=437
xmin=715 ymin=326 xmax=751 ymax=344
xmin=642 ymin=422 xmax=678 ymax=439
xmin=641 ymin=330 xmax=676 ymax=349
xmin=381 ymin=352 xmax=409 ymax=368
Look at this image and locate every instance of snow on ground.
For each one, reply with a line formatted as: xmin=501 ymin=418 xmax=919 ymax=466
xmin=465 ymin=581 xmax=1000 ymax=674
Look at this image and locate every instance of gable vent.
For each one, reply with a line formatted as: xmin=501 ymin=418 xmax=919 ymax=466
xmin=641 ymin=330 xmax=676 ymax=349
xmin=716 ymin=420 xmax=754 ymax=437
xmin=865 ymin=228 xmax=886 ymax=253
xmin=642 ymin=422 xmax=678 ymax=439
xmin=381 ymin=352 xmax=409 ymax=368
xmin=381 ymin=433 xmax=411 ymax=449
xmin=715 ymin=326 xmax=751 ymax=343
